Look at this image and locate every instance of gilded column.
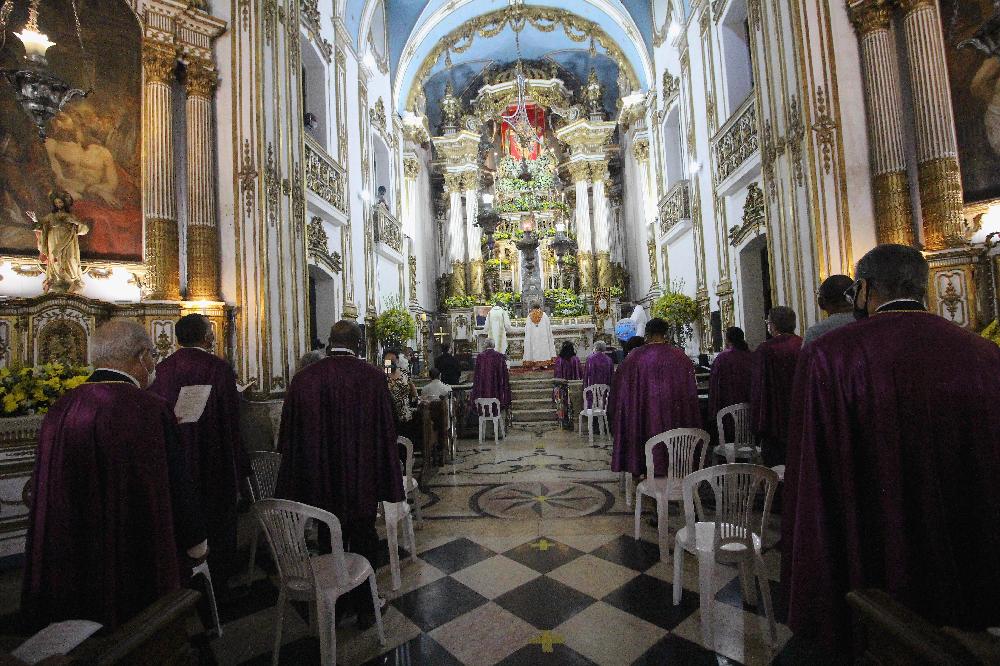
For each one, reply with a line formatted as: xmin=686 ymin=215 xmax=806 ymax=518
xmin=464 ymin=171 xmax=484 ymax=298
xmin=569 ymin=161 xmax=594 ymax=291
xmin=141 ymin=40 xmax=180 ymax=301
xmin=590 ymin=161 xmax=612 ymax=290
xmin=184 ymin=59 xmax=221 ymax=301
xmin=898 ymin=0 xmax=966 ymax=250
xmin=444 ymin=173 xmax=467 ymax=297
xmin=850 ymin=0 xmax=914 ymax=246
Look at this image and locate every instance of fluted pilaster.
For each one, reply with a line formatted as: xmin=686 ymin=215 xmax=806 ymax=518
xmin=444 ymin=173 xmax=467 ymax=296
xmin=899 ymin=0 xmax=966 ymax=250
xmin=569 ymin=161 xmax=594 ymax=291
xmin=464 ymin=172 xmax=483 ymax=297
xmin=851 ymin=0 xmax=915 ymax=246
xmin=142 ymin=41 xmax=180 ymax=300
xmin=185 ymin=59 xmax=220 ymax=301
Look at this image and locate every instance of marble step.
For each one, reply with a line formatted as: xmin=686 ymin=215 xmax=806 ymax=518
xmin=511 ymin=397 xmax=553 ymax=410
xmin=511 ymin=407 xmax=557 ymax=422
xmin=511 ymin=387 xmax=552 ymax=399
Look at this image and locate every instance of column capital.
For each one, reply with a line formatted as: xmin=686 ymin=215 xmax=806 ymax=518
xmin=589 ymin=160 xmax=610 ymax=184
xmin=461 ymin=170 xmax=479 ymax=191
xmin=632 ymin=139 xmax=650 ymax=163
xmin=896 ymin=0 xmax=936 ymax=16
xmin=849 ymin=0 xmax=892 ymax=36
xmin=403 ymin=156 xmax=421 ymax=178
xmin=185 ymin=59 xmax=218 ymax=98
xmin=568 ymin=161 xmax=592 ymax=184
xmin=444 ymin=172 xmax=465 ymax=193
xmin=142 ymin=41 xmax=177 ymax=85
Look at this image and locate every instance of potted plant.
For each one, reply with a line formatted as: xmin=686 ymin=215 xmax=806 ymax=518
xmin=372 ymin=299 xmax=416 ymax=351
xmin=652 ymin=281 xmax=699 ymax=347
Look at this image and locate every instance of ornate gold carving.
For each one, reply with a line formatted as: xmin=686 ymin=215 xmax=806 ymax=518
xmin=262 ymin=0 xmax=277 ymax=42
xmin=748 ymin=0 xmax=762 ymax=31
xmin=305 ymin=139 xmax=347 ymax=214
xmin=238 ymin=139 xmax=257 ymax=218
xmin=374 ymin=202 xmax=403 ymax=253
xmin=583 ymin=68 xmax=604 ymax=117
xmin=403 ymin=156 xmax=421 ymax=178
xmin=872 ymin=170 xmax=915 ymax=246
xmin=849 ymin=0 xmax=891 ymax=35
xmin=142 ymin=42 xmax=176 ymax=85
xmin=713 ymin=96 xmax=758 ymax=183
xmin=84 ymin=266 xmax=112 ymax=280
xmin=787 ymin=95 xmax=805 ymax=185
xmin=263 ymin=143 xmax=280 ymax=227
xmin=187 ymin=224 xmax=220 ymax=301
xmin=919 ymin=157 xmax=968 ymax=251
xmin=408 ymin=255 xmax=418 ymax=302
xmin=144 ymin=217 xmax=180 ymax=300
xmin=461 ymin=170 xmax=479 ymax=191
xmin=38 ymin=319 xmax=87 ymax=366
xmin=577 ymin=251 xmax=595 ymax=292
xmin=729 ymin=182 xmax=766 ymax=247
xmin=567 ymin=161 xmax=592 ymax=183
xmin=596 ymin=252 xmax=612 ymax=290
xmin=444 ymin=172 xmax=465 ymax=193
xmin=307 ymin=216 xmax=329 ymax=256
xmin=812 ymin=85 xmax=838 ymax=175
xmin=185 ymin=59 xmax=217 ymax=98
xmin=371 ymin=97 xmax=386 ymax=131
xmin=11 ymin=263 xmax=43 ymax=277
xmin=717 ymin=280 xmax=735 ymax=330
xmin=589 ymin=160 xmax=609 ymax=183
xmin=647 ymin=240 xmax=660 ymax=290
xmin=441 ymin=82 xmax=462 ymax=128
xmin=469 ymin=259 xmax=485 ymax=298
xmin=632 ymin=139 xmax=650 ymax=162
xmin=659 ymin=180 xmax=691 ymax=235
xmin=450 ymin=260 xmax=468 ymax=297
xmin=897 ymin=0 xmax=935 ymax=16
xmin=662 ymin=71 xmax=680 ymax=104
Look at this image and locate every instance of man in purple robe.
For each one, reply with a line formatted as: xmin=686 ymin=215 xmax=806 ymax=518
xmin=149 ymin=314 xmax=249 ymax=585
xmin=553 ymin=341 xmax=582 ymax=380
xmin=583 ymin=341 xmax=614 ymax=409
xmin=469 ymin=338 xmax=511 ymax=410
xmin=783 ymin=244 xmax=1000 ymax=652
xmin=610 ymin=318 xmax=700 ymax=478
xmin=275 ymin=320 xmax=403 ymax=627
xmin=750 ymin=306 xmax=802 ymax=466
xmin=23 ymin=321 xmax=206 ymax=629
xmin=707 ymin=326 xmax=753 ymax=420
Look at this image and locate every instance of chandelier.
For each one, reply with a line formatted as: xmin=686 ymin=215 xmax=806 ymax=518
xmin=1 ymin=0 xmax=89 ymax=140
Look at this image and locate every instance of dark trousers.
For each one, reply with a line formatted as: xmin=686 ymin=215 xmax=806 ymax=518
xmin=317 ymin=517 xmax=379 ymax=617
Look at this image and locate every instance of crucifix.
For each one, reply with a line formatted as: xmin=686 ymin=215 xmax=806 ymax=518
xmin=433 ymin=328 xmax=449 ymax=345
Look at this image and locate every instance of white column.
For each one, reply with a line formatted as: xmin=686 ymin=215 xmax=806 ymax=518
xmin=591 ymin=175 xmax=610 ymax=254
xmin=574 ymin=178 xmax=593 ymax=253
xmin=444 ymin=173 xmax=467 ymax=295
xmin=465 ymin=188 xmax=481 ymax=262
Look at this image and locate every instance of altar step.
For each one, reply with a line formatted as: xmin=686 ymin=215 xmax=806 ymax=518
xmin=511 ymin=407 xmax=555 ymax=423
xmin=509 ymin=377 xmax=556 ymax=423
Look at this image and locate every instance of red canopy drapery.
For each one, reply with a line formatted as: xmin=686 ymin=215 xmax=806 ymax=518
xmin=502 ymin=103 xmax=545 ymax=161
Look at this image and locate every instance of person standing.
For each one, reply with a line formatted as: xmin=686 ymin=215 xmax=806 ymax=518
xmin=750 ymin=306 xmax=802 ymax=466
xmin=802 ymin=274 xmax=856 ymax=346
xmin=23 ymin=321 xmax=206 ymax=629
xmin=434 ymin=343 xmax=462 ymax=385
xmin=275 ymin=321 xmax=404 ymax=628
xmin=630 ymin=302 xmax=649 ymax=338
xmin=149 ymin=314 xmax=248 ymax=586
xmin=707 ymin=326 xmax=754 ymax=421
xmin=485 ymin=304 xmax=513 ymax=355
xmin=521 ymin=302 xmax=557 ymax=368
xmin=553 ymin=341 xmax=582 ymax=380
xmin=469 ymin=339 xmax=512 ymax=411
xmin=610 ymin=318 xmax=700 ymax=478
xmin=583 ymin=341 xmax=614 ymax=390
xmin=783 ymin=244 xmax=1000 ymax=652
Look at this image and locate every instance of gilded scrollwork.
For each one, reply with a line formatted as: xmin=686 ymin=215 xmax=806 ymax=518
xmin=811 ymin=85 xmax=838 ymax=175
xmin=305 ymin=139 xmax=347 ymax=215
xmin=712 ymin=97 xmax=758 ymax=184
xmin=658 ymin=180 xmax=691 ymax=235
xmin=729 ymin=182 xmax=766 ymax=247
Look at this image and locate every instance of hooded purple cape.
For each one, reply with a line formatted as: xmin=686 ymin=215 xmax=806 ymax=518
xmin=149 ymin=347 xmax=249 ymax=580
xmin=23 ymin=382 xmax=193 ymax=628
xmin=469 ymin=348 xmax=511 ymax=409
xmin=609 ymin=343 xmax=700 ymax=477
xmin=275 ymin=355 xmax=404 ymax=522
xmin=750 ymin=333 xmax=802 ymax=465
xmin=583 ymin=351 xmax=614 ymax=389
xmin=707 ymin=348 xmax=753 ymax=418
xmin=553 ymin=355 xmax=582 ymax=380
xmin=783 ymin=312 xmax=1000 ymax=651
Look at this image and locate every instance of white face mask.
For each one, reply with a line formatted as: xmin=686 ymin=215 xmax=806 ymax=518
xmin=142 ymin=353 xmax=157 ymax=387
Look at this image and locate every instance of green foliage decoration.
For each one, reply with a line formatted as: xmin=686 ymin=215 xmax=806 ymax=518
xmin=373 ymin=299 xmax=416 ymax=347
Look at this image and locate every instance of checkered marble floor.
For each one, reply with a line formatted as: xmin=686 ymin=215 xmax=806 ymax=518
xmin=200 ymin=431 xmax=832 ymax=665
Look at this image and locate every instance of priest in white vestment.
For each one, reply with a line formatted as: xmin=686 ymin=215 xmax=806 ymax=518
xmin=485 ymin=304 xmax=513 ymax=354
xmin=522 ymin=302 xmax=557 ymax=368
xmin=630 ymin=303 xmax=649 ymax=337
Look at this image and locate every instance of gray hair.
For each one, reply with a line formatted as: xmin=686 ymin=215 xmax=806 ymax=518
xmin=768 ymin=306 xmax=797 ymax=335
xmin=594 ymin=340 xmax=607 ymax=352
xmin=296 ymin=350 xmax=326 ymax=374
xmin=484 ymin=338 xmax=496 ymax=349
xmin=92 ymin=320 xmax=152 ymax=366
xmin=856 ymin=244 xmax=928 ymax=302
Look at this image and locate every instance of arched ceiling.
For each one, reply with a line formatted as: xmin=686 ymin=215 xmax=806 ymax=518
xmin=347 ymin=1 xmax=653 ymax=114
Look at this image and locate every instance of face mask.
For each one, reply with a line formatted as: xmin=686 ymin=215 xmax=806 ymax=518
xmin=851 ymin=280 xmax=870 ymax=320
xmin=143 ymin=354 xmax=157 ymax=387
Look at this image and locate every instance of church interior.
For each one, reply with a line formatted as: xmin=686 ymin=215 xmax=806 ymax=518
xmin=1 ymin=0 xmax=1000 ymax=664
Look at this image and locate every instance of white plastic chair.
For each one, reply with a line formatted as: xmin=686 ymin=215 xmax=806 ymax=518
xmin=398 ymin=436 xmax=423 ymax=525
xmin=578 ymin=384 xmax=611 ymax=443
xmin=633 ymin=429 xmax=710 ymax=561
xmin=672 ymin=464 xmax=779 ymax=646
xmin=247 ymin=451 xmax=284 ymax=577
xmin=381 ymin=500 xmax=416 ymax=591
xmin=620 ymin=471 xmax=633 ymax=508
xmin=713 ymin=403 xmax=760 ymax=464
xmin=475 ymin=398 xmax=504 ymax=455
xmin=191 ymin=560 xmax=222 ymax=637
xmin=253 ymin=498 xmax=386 ymax=666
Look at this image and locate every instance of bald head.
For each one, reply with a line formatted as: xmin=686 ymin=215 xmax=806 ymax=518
xmin=817 ymin=275 xmax=854 ymax=314
xmin=329 ymin=320 xmax=362 ymax=353
xmin=92 ymin=320 xmax=156 ymax=387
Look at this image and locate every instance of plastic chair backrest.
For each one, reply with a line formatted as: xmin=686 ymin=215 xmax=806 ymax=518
xmin=250 ymin=451 xmax=283 ymax=502
xmin=398 ymin=436 xmax=414 ymax=481
xmin=476 ymin=397 xmax=501 ymax=418
xmin=716 ymin=402 xmax=753 ymax=446
xmin=643 ymin=428 xmax=709 ymax=483
xmin=583 ymin=384 xmax=610 ymax=411
xmin=253 ymin=498 xmax=350 ymax=591
xmin=268 ymin=405 xmax=283 ymax=448
xmin=682 ymin=463 xmax=778 ymax=557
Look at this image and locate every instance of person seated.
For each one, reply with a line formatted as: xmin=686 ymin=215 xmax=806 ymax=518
xmin=554 ymin=341 xmax=582 ymax=380
xmin=420 ymin=367 xmax=453 ymax=402
xmin=469 ymin=339 xmax=512 ymax=411
xmin=434 ymin=343 xmax=462 ymax=385
xmin=383 ymin=350 xmax=421 ymax=449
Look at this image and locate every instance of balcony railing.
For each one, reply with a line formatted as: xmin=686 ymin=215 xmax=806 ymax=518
xmin=305 ymin=136 xmax=347 ymax=216
xmin=658 ymin=179 xmax=691 ymax=235
xmin=373 ymin=200 xmax=402 ymax=253
xmin=712 ymin=94 xmax=759 ymax=184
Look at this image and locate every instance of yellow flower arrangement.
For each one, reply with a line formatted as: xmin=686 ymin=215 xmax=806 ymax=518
xmin=0 ymin=362 xmax=92 ymax=417
xmin=982 ymin=319 xmax=1000 ymax=347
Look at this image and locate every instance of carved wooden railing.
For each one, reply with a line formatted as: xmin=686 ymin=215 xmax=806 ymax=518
xmin=373 ymin=200 xmax=403 ymax=253
xmin=712 ymin=94 xmax=759 ymax=184
xmin=305 ymin=136 xmax=347 ymax=216
xmin=658 ymin=179 xmax=691 ymax=235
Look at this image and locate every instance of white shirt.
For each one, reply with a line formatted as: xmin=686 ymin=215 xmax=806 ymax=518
xmin=420 ymin=379 xmax=453 ymax=401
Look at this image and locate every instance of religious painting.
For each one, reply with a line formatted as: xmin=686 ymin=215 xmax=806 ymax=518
xmin=0 ymin=0 xmax=143 ymax=261
xmin=940 ymin=0 xmax=1000 ymax=203
xmin=501 ymin=104 xmax=545 ymax=161
xmin=474 ymin=305 xmax=491 ymax=327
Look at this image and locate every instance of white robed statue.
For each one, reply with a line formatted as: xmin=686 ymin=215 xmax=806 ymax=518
xmin=630 ymin=303 xmax=649 ymax=337
xmin=522 ymin=302 xmax=557 ymax=368
xmin=485 ymin=304 xmax=513 ymax=354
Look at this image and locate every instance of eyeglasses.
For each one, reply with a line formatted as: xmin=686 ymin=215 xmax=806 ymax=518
xmin=844 ymin=280 xmax=862 ymax=302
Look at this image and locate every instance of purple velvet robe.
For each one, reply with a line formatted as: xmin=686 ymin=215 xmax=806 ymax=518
xmin=469 ymin=348 xmax=512 ymax=409
xmin=783 ymin=312 xmax=1000 ymax=650
xmin=609 ymin=343 xmax=701 ymax=477
xmin=583 ymin=352 xmax=614 ymax=408
xmin=275 ymin=355 xmax=404 ymax=522
xmin=750 ymin=333 xmax=802 ymax=465
xmin=149 ymin=347 xmax=249 ymax=580
xmin=553 ymin=355 xmax=582 ymax=380
xmin=707 ymin=348 xmax=753 ymax=419
xmin=23 ymin=383 xmax=186 ymax=628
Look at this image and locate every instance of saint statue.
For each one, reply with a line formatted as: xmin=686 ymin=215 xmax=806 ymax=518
xmin=29 ymin=192 xmax=90 ymax=294
xmin=521 ymin=301 xmax=557 ymax=368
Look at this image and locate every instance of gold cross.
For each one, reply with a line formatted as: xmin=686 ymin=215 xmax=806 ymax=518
xmin=433 ymin=329 xmax=449 ymax=343
xmin=529 ymin=630 xmax=565 ymax=653
xmin=530 ymin=538 xmax=552 ymax=551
